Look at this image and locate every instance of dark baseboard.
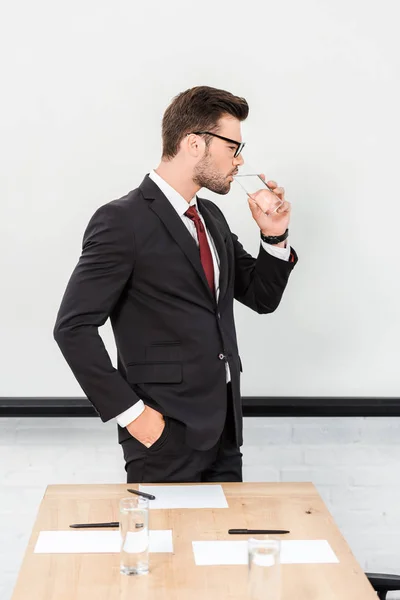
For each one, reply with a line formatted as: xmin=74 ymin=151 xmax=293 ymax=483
xmin=1 ymin=397 xmax=400 ymax=417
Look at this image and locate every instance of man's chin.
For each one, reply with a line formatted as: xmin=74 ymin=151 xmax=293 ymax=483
xmin=200 ymin=178 xmax=231 ymax=195
xmin=206 ymin=184 xmax=230 ymax=196
xmin=219 ymin=186 xmax=231 ymax=195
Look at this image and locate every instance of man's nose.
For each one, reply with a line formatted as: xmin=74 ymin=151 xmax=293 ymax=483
xmin=234 ymin=153 xmax=244 ymax=167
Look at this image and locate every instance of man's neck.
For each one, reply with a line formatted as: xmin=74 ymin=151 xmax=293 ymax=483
xmin=154 ymin=164 xmax=200 ymax=203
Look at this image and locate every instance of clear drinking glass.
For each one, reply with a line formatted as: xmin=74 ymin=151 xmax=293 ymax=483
xmin=233 ymin=163 xmax=283 ymax=216
xmin=248 ymin=538 xmax=281 ymax=600
xmin=119 ymin=496 xmax=149 ymax=575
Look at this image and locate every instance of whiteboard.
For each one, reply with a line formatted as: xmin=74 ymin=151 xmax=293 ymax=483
xmin=1 ymin=0 xmax=399 ymax=397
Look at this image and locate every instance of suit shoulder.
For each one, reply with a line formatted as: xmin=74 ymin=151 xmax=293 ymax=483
xmin=89 ymin=188 xmax=144 ymax=224
xmin=82 ymin=190 xmax=144 ymax=246
xmin=97 ymin=187 xmax=142 ymax=214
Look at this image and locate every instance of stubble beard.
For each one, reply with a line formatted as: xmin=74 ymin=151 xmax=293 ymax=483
xmin=192 ymin=151 xmax=231 ymax=195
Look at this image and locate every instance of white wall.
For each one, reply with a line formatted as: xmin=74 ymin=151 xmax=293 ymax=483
xmin=0 ymin=0 xmax=399 ymax=398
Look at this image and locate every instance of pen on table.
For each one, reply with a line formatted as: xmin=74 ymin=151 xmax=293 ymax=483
xmin=228 ymin=529 xmax=290 ymax=535
xmin=127 ymin=488 xmax=156 ymax=500
xmin=68 ymin=490 xmax=155 ymax=528
xmin=70 ymin=522 xmax=119 ymax=528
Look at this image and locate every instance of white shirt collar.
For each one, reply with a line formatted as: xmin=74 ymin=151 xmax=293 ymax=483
xmin=149 ymin=170 xmax=197 ymax=217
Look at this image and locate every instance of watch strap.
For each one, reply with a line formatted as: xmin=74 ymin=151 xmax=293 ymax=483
xmin=260 ymin=228 xmax=289 ymax=245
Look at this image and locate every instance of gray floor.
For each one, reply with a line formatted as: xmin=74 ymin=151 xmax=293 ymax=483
xmin=1 ymin=416 xmax=399 ymax=600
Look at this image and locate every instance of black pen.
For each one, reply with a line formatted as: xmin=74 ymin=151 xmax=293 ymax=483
xmin=70 ymin=522 xmax=119 ymax=528
xmin=127 ymin=488 xmax=156 ymax=500
xmin=228 ymin=529 xmax=290 ymax=535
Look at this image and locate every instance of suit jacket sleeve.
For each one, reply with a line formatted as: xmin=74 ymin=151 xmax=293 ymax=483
xmin=232 ymin=232 xmax=298 ymax=314
xmin=53 ymin=202 xmax=141 ymax=422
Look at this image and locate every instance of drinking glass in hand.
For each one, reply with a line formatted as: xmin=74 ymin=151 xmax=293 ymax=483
xmin=248 ymin=538 xmax=281 ymax=600
xmin=119 ymin=496 xmax=149 ymax=575
xmin=234 ymin=164 xmax=283 ymax=216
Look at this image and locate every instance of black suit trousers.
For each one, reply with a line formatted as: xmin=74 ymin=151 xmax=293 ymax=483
xmin=121 ymin=383 xmax=243 ymax=483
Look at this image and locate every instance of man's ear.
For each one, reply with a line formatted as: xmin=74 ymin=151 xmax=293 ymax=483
xmin=185 ymin=133 xmax=203 ymax=158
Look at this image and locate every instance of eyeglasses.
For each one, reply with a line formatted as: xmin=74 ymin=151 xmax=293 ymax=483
xmin=187 ymin=131 xmax=245 ymax=158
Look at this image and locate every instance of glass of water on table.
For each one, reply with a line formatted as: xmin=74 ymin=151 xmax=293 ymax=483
xmin=119 ymin=496 xmax=149 ymax=575
xmin=248 ymin=538 xmax=281 ymax=600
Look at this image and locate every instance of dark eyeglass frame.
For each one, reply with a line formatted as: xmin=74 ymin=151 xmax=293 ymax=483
xmin=187 ymin=131 xmax=245 ymax=158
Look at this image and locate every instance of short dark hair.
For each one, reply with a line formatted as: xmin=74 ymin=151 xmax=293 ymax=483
xmin=161 ymin=86 xmax=249 ymax=160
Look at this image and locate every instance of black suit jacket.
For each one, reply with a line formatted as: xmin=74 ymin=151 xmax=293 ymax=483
xmin=53 ymin=175 xmax=298 ymax=450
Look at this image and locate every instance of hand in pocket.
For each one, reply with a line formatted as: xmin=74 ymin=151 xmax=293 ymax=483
xmin=126 ymin=406 xmax=165 ymax=448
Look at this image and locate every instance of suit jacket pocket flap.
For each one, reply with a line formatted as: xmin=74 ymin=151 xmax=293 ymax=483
xmin=127 ymin=363 xmax=182 ymax=384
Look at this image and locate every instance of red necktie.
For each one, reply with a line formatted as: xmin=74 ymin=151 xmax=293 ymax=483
xmin=185 ymin=205 xmax=215 ymax=296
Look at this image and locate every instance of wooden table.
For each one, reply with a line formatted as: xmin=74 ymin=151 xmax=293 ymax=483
xmin=11 ymin=482 xmax=377 ymax=599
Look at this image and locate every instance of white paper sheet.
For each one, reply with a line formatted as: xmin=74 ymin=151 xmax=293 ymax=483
xmin=138 ymin=484 xmax=228 ymax=509
xmin=34 ymin=530 xmax=173 ymax=554
xmin=192 ymin=540 xmax=339 ymax=566
xmin=281 ymin=540 xmax=339 ymax=564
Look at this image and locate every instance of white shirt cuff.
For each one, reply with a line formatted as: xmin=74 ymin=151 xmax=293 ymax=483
xmin=261 ymin=238 xmax=291 ymax=261
xmin=115 ymin=400 xmax=145 ymax=427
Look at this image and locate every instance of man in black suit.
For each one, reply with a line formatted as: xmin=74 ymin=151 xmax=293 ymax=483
xmin=54 ymin=86 xmax=298 ymax=483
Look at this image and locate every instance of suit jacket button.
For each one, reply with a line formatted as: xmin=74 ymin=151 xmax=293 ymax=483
xmin=218 ymin=353 xmax=225 ymax=360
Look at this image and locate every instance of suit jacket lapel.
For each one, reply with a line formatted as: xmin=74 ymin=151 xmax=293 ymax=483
xmin=140 ymin=176 xmax=217 ymax=305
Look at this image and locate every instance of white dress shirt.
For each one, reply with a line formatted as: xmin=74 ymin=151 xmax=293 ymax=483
xmin=115 ymin=170 xmax=291 ymax=427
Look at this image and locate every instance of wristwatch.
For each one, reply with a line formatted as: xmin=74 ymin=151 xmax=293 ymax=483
xmin=260 ymin=228 xmax=289 ymax=245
